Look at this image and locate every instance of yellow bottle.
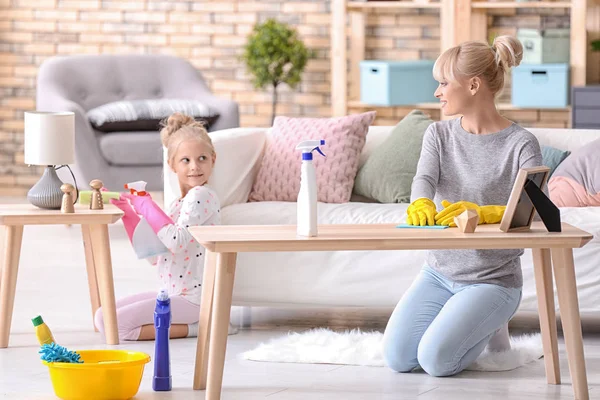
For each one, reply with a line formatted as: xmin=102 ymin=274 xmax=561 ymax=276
xmin=32 ymin=315 xmax=55 ymax=345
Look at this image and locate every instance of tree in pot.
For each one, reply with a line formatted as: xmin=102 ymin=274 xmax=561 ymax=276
xmin=241 ymin=18 xmax=312 ymax=125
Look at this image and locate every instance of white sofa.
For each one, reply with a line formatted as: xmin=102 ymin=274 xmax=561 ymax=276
xmin=163 ymin=125 xmax=600 ymax=320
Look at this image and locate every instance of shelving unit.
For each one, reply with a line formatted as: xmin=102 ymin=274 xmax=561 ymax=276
xmin=331 ymin=0 xmax=591 ymax=118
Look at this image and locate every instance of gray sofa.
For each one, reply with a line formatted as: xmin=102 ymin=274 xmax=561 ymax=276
xmin=36 ymin=54 xmax=239 ymax=191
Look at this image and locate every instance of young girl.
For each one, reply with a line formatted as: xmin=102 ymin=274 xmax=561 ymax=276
xmin=95 ymin=112 xmax=235 ymax=341
xmin=382 ymin=36 xmax=542 ymax=376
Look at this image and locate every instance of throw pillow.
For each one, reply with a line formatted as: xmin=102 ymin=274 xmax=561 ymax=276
xmin=87 ymin=99 xmax=220 ymax=132
xmin=248 ymin=111 xmax=376 ymax=203
xmin=548 ymin=137 xmax=600 ymax=207
xmin=352 ymin=110 xmax=434 ymax=203
xmin=541 ymin=145 xmax=570 ymax=178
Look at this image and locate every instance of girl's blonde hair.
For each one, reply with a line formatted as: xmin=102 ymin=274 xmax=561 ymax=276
xmin=160 ymin=112 xmax=215 ymax=167
xmin=433 ymin=35 xmax=523 ymax=95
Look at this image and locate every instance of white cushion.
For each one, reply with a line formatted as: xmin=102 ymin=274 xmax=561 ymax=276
xmin=163 ymin=128 xmax=266 ymax=208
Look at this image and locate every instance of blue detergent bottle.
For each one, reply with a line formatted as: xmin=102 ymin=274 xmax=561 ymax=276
xmin=153 ymin=289 xmax=172 ymax=391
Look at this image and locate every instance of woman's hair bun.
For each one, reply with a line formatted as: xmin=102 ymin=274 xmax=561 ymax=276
xmin=492 ymin=35 xmax=523 ymax=70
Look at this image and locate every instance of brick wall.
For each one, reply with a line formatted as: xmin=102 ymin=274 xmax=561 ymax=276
xmin=0 ymin=1 xmax=574 ymax=193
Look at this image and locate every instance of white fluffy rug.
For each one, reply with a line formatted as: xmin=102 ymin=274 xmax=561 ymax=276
xmin=242 ymin=328 xmax=544 ymax=372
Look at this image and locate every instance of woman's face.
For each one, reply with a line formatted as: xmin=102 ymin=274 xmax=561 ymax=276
xmin=434 ymin=76 xmax=474 ymax=116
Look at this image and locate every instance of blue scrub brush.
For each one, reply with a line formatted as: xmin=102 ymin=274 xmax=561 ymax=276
xmin=39 ymin=343 xmax=83 ymax=364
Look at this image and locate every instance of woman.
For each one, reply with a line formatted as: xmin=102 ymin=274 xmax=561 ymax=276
xmin=382 ymin=36 xmax=542 ymax=377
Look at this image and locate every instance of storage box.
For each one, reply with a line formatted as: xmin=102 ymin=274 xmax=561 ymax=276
xmin=511 ymin=63 xmax=569 ymax=108
xmin=360 ymin=60 xmax=438 ymax=106
xmin=517 ymin=28 xmax=570 ymax=64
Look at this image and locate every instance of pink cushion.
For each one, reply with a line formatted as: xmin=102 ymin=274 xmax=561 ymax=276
xmin=548 ymin=137 xmax=600 ymax=207
xmin=249 ymin=112 xmax=376 ymax=203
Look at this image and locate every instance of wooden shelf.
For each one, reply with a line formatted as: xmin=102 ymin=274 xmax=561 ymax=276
xmin=348 ymin=100 xmax=571 ymax=111
xmin=347 ymin=1 xmax=442 ymax=10
xmin=471 ymin=1 xmax=571 ymax=8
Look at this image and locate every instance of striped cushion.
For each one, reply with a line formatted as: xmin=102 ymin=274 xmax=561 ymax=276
xmin=87 ymin=99 xmax=219 ymax=132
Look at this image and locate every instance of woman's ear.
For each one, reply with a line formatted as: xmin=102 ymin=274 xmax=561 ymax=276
xmin=212 ymin=153 xmax=217 ymax=166
xmin=469 ymin=77 xmax=481 ymax=95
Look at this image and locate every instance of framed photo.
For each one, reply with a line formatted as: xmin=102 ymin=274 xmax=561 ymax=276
xmin=500 ymin=166 xmax=553 ymax=232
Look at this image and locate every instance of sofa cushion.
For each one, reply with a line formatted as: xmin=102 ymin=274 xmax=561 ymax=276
xmin=352 ymin=110 xmax=434 ymax=203
xmin=99 ymin=131 xmax=162 ymax=166
xmin=222 ymin=200 xmax=408 ymax=225
xmin=549 ymin=137 xmax=600 ymax=207
xmin=248 ymin=112 xmax=376 ymax=203
xmin=87 ymin=99 xmax=220 ymax=132
xmin=541 ymin=145 xmax=570 ymax=177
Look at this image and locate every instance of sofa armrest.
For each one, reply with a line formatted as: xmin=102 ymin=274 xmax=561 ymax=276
xmin=196 ymin=93 xmax=240 ymax=132
xmin=164 ymin=128 xmax=267 ymax=209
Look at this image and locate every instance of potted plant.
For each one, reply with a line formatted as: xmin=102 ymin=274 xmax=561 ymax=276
xmin=241 ymin=18 xmax=312 ymax=125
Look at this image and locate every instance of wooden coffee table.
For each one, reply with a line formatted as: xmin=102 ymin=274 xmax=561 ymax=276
xmin=189 ymin=222 xmax=593 ymax=400
xmin=0 ymin=204 xmax=123 ymax=347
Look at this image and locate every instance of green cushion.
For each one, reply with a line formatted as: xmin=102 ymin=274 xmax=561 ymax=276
xmin=352 ymin=110 xmax=434 ymax=203
xmin=541 ymin=145 xmax=570 ymax=178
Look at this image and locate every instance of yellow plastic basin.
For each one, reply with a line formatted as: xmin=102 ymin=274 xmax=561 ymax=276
xmin=42 ymin=349 xmax=151 ymax=400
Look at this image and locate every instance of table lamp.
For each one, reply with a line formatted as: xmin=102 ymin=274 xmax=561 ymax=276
xmin=24 ymin=111 xmax=75 ymax=209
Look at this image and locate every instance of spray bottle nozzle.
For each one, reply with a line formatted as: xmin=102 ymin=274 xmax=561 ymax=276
xmin=296 ymin=140 xmax=326 ymax=160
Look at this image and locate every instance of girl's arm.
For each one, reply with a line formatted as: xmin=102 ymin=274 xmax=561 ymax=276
xmin=410 ymin=124 xmax=440 ymax=202
xmin=157 ymin=187 xmax=220 ymax=254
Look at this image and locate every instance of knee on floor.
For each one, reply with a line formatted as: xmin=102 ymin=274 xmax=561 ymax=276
xmin=382 ymin=339 xmax=417 ymax=373
xmin=417 ymin=345 xmax=458 ymax=377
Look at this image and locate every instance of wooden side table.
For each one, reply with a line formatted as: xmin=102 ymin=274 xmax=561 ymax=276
xmin=0 ymin=204 xmax=123 ymax=348
xmin=188 ymin=222 xmax=593 ymax=400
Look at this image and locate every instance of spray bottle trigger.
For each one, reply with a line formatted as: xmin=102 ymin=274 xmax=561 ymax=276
xmin=314 ymin=147 xmax=326 ymax=157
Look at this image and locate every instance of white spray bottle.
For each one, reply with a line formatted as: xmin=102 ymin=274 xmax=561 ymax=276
xmin=295 ymin=140 xmax=326 ymax=237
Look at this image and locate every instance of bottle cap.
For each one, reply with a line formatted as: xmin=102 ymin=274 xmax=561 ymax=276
xmin=32 ymin=315 xmax=44 ymax=327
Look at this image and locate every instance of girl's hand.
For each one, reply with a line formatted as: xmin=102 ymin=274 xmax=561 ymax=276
xmin=121 ymin=192 xmax=153 ymax=214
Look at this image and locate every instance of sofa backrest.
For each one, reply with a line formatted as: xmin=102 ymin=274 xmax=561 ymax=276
xmin=359 ymin=125 xmax=600 ymax=169
xmin=37 ymin=54 xmax=209 ymax=112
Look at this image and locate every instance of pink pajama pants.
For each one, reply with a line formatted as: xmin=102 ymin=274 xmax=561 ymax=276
xmin=94 ymin=292 xmax=200 ymax=341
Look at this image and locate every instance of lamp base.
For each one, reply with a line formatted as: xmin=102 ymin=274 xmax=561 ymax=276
xmin=27 ymin=166 xmax=64 ymax=210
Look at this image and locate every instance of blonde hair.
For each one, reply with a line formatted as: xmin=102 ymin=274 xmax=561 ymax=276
xmin=160 ymin=112 xmax=215 ymax=167
xmin=433 ymin=35 xmax=523 ymax=95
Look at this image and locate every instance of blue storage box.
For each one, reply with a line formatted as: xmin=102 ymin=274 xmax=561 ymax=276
xmin=512 ymin=63 xmax=569 ymax=108
xmin=360 ymin=60 xmax=438 ymax=105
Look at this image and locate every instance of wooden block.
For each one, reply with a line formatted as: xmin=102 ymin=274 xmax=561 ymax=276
xmin=454 ymin=209 xmax=479 ymax=233
xmin=60 ymin=183 xmax=75 ymax=214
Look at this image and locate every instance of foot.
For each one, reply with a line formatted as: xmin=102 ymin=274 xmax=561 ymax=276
xmin=486 ymin=323 xmax=511 ymax=352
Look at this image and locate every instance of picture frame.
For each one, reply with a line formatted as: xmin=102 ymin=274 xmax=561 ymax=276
xmin=500 ymin=166 xmax=561 ymax=233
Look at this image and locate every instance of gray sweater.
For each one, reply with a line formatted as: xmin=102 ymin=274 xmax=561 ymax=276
xmin=411 ymin=118 xmax=543 ymax=288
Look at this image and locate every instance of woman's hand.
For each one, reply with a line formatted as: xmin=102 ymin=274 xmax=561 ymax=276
xmin=406 ymin=198 xmax=437 ymax=226
xmin=435 ymin=200 xmax=506 ymax=226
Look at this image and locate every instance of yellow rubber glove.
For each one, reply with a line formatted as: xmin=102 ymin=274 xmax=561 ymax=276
xmin=434 ymin=200 xmax=506 ymax=226
xmin=406 ymin=198 xmax=437 ymax=226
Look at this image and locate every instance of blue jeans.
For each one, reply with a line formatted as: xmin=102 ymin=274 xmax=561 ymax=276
xmin=382 ymin=265 xmax=522 ymax=377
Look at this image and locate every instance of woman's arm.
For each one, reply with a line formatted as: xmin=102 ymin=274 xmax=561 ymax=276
xmin=410 ymin=124 xmax=440 ymax=202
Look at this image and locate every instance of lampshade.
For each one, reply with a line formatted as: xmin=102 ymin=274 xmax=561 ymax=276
xmin=24 ymin=111 xmax=75 ymax=166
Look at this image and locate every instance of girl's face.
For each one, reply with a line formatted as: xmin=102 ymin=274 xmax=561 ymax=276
xmin=171 ymin=139 xmax=216 ymax=194
xmin=434 ymin=76 xmax=474 ymax=116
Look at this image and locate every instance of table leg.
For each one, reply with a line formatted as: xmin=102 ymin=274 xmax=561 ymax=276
xmin=89 ymin=224 xmax=119 ymax=345
xmin=532 ymin=248 xmax=560 ymax=384
xmin=0 ymin=225 xmax=23 ymax=349
xmin=193 ymin=250 xmax=217 ymax=390
xmin=206 ymin=252 xmax=237 ymax=400
xmin=81 ymin=224 xmax=101 ymax=332
xmin=552 ymin=248 xmax=589 ymax=400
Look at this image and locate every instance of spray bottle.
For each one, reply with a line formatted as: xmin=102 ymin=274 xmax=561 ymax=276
xmin=153 ymin=289 xmax=172 ymax=391
xmin=295 ymin=140 xmax=326 ymax=237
